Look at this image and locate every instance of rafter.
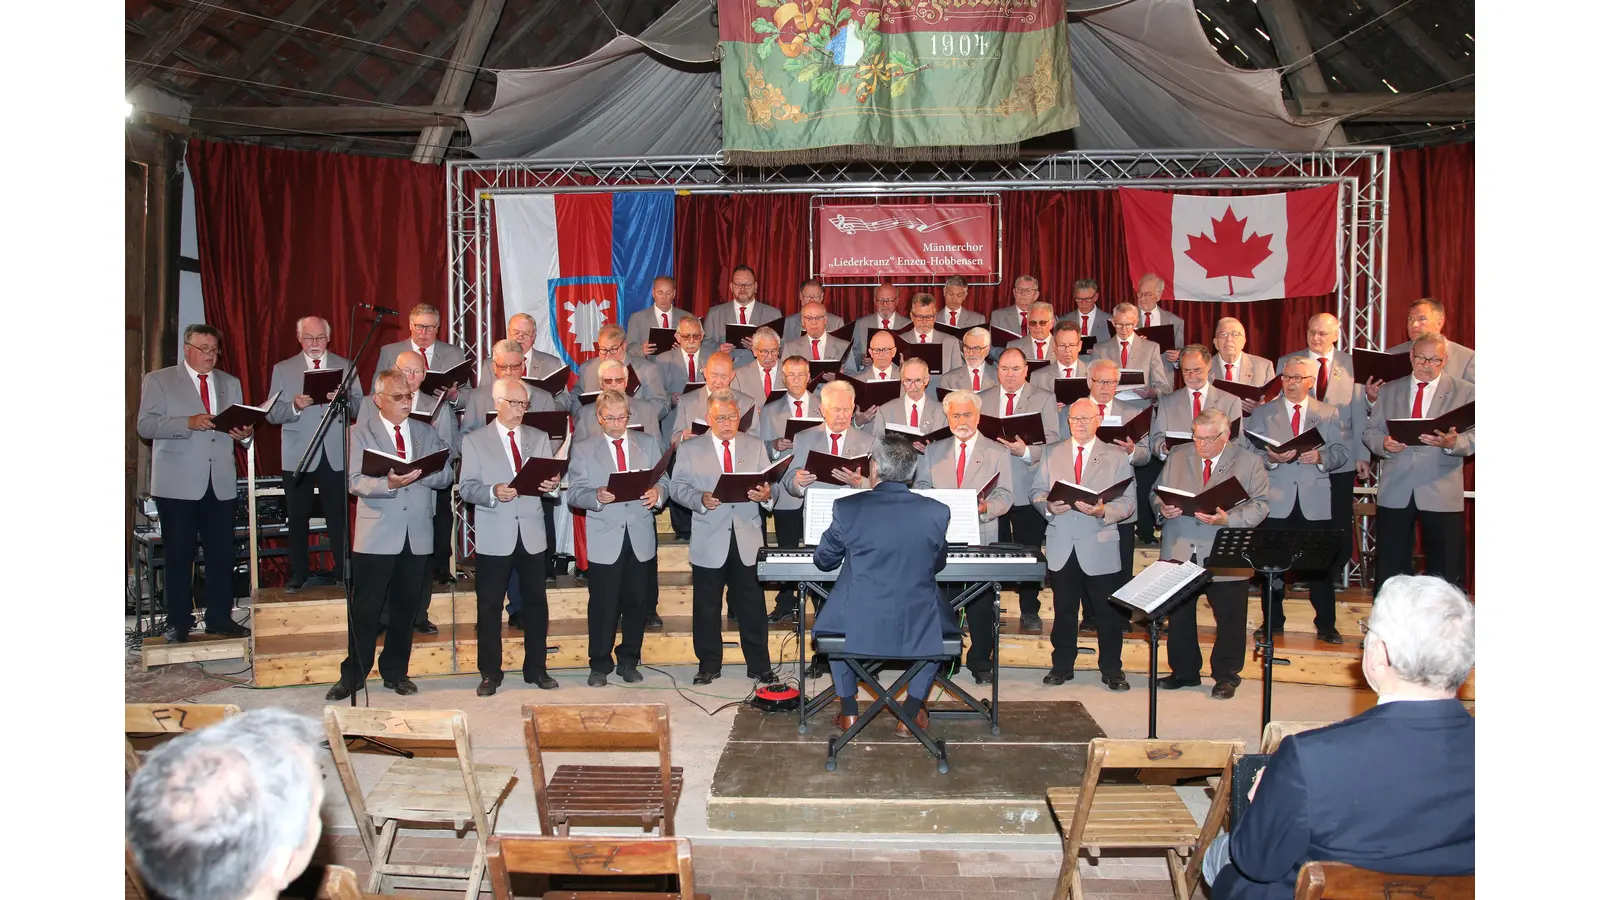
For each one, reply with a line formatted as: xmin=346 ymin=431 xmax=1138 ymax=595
xmin=412 ymin=0 xmax=507 ymax=163
xmin=187 ymin=105 xmax=465 ymax=137
xmin=126 ymin=1 xmax=214 ymax=92
xmin=1193 ymin=0 xmax=1274 ymax=70
xmin=1297 ymin=12 xmax=1389 ymax=94
xmin=195 ymin=0 xmax=333 ymax=107
xmin=1360 ymin=0 xmax=1470 ymax=85
xmin=1294 ymin=91 xmax=1473 ymax=123
xmin=482 ymin=0 xmax=564 ymax=70
xmin=329 ymin=11 xmax=471 ymax=153
xmin=1256 ymin=0 xmax=1347 ymax=145
xmin=301 ymin=0 xmax=426 ymax=97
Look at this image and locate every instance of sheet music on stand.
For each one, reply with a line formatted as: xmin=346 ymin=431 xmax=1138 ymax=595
xmin=1112 ymin=559 xmax=1210 ymax=617
xmin=802 ymin=486 xmax=983 ymax=546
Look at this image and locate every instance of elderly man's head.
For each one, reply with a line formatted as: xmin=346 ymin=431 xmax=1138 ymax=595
xmin=126 ymin=708 xmax=324 ymax=900
xmin=996 ymin=347 xmax=1029 ymax=392
xmin=909 ymin=293 xmax=939 ymax=333
xmin=374 ymin=367 xmax=415 ymax=421
xmin=873 ymin=282 xmax=901 ymax=317
xmin=491 ymin=377 xmax=532 ymax=429
xmin=707 ymin=390 xmax=743 ymax=440
xmin=507 ymin=313 xmax=536 ymax=354
xmin=942 ymin=390 xmax=981 ymax=441
xmin=1052 ymin=323 xmax=1084 ymax=367
xmin=1363 ymin=575 xmax=1474 ymax=697
xmin=820 ymin=379 xmax=857 ymax=432
xmin=870 ymin=433 xmax=920 ymax=486
xmin=1134 ymin=274 xmax=1164 ymax=312
xmin=594 ymin=324 xmax=628 ymax=362
xmin=867 ymin=329 xmax=898 ymax=371
xmin=675 ymin=315 xmax=705 ymax=356
xmin=781 ymin=355 xmax=811 ymax=398
xmin=1409 ymin=333 xmax=1449 ymax=384
xmin=1087 ymin=358 xmax=1121 ymax=404
xmin=1026 ymin=300 xmax=1056 ymax=341
xmin=960 ymin=327 xmax=992 ymax=369
xmin=703 ymin=351 xmax=735 ymax=392
xmin=1011 ymin=274 xmax=1041 ymax=311
xmin=751 ymin=326 xmax=781 ymax=370
xmin=595 ymin=390 xmax=632 ymax=439
xmin=942 ymin=275 xmax=969 ymax=310
xmin=900 ymin=358 xmax=930 ymax=401
xmin=799 ymin=301 xmax=830 ymax=339
xmin=1071 ymin=278 xmax=1100 ymax=315
xmin=1213 ymin=317 xmax=1248 ymax=361
xmin=393 ymin=351 xmax=426 ymax=392
xmin=1065 ymin=398 xmax=1102 ymax=445
xmin=295 ymin=317 xmax=331 ymax=360
xmin=408 ymin=303 xmax=442 ymax=349
xmin=596 ymin=358 xmax=630 ymax=393
xmin=650 ymin=275 xmax=677 ymax=311
xmin=1110 ymin=302 xmax=1140 ymax=340
xmin=1191 ymin=409 xmax=1230 ymax=461
xmin=1306 ymin=313 xmax=1340 ymax=356
xmin=1405 ymin=298 xmax=1447 ymax=342
xmin=1280 ymin=356 xmax=1317 ymax=403
xmin=490 ymin=338 xmax=526 ymax=381
xmin=1178 ymin=345 xmax=1213 ymax=393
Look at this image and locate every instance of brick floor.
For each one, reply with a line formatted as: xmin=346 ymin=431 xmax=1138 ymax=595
xmin=306 ymin=834 xmax=1183 ymax=899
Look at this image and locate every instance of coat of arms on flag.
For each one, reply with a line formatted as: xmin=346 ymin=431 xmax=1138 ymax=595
xmin=1118 ymin=185 xmax=1341 ymax=303
xmin=492 ymin=191 xmax=675 ymax=368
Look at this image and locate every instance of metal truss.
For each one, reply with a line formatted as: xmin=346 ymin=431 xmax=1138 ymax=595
xmin=444 ymin=148 xmax=1391 ymax=558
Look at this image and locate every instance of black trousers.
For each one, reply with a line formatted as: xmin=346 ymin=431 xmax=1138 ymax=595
xmin=1114 ymin=523 xmax=1137 ymax=616
xmin=771 ymin=508 xmax=805 ymax=613
xmin=946 ymin=583 xmax=998 ymax=674
xmin=691 ymin=532 xmax=770 ymax=676
xmin=1133 ymin=458 xmax=1160 ymax=543
xmin=1259 ymin=499 xmax=1339 ymax=633
xmin=432 ymin=487 xmax=454 ymax=575
xmin=1328 ymin=470 xmax=1356 ymax=583
xmin=669 ymin=499 xmax=692 ymax=539
xmin=505 ymin=496 xmax=557 ymax=617
xmin=1167 ymin=579 xmax=1249 ymax=685
xmin=284 ymin=455 xmax=347 ymax=581
xmin=585 ymin=532 xmax=649 ymax=674
xmin=1048 ymin=556 xmax=1125 ymax=675
xmin=998 ymin=505 xmax=1047 ymax=617
xmin=1375 ymin=499 xmax=1465 ymax=593
xmin=342 ymin=542 xmax=426 ymax=686
xmin=476 ymin=540 xmax=548 ymax=679
xmin=154 ymin=487 xmax=238 ymax=632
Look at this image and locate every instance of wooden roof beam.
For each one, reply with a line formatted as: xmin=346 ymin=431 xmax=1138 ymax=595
xmin=482 ymin=0 xmax=565 ymax=70
xmin=1256 ymin=0 xmax=1347 ymax=145
xmin=302 ymin=0 xmax=426 ymax=97
xmin=1294 ymin=91 xmax=1473 ymax=123
xmin=187 ymin=105 xmax=466 ymax=137
xmin=195 ymin=0 xmax=333 ymax=107
xmin=329 ymin=11 xmax=471 ymax=154
xmin=1193 ymin=0 xmax=1275 ymax=70
xmin=126 ymin=2 xmax=213 ymax=91
xmin=1359 ymin=0 xmax=1471 ymax=85
xmin=411 ymin=0 xmax=508 ymax=164
xmin=1296 ymin=13 xmax=1389 ymax=94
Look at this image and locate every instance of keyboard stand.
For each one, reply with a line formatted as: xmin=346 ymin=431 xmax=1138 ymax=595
xmin=799 ymin=579 xmax=1001 ymax=736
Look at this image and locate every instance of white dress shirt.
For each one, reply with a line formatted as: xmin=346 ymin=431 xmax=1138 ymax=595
xmin=869 ymin=365 xmax=895 ymax=380
xmin=903 ymin=394 xmax=927 ymax=428
xmin=495 ymin=420 xmax=524 ymax=471
xmin=1056 ymin=360 xmax=1081 ymax=379
xmin=380 ymin=414 xmax=413 ymax=459
xmin=785 ymin=392 xmax=813 ymax=418
xmin=1405 ymin=376 xmax=1439 ymax=416
xmin=183 ymin=360 xmax=214 ymax=414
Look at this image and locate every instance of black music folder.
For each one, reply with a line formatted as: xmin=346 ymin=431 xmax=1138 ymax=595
xmin=804 ymin=451 xmax=869 ymax=486
xmin=711 ymin=457 xmax=792 ymax=503
xmin=989 ymin=325 xmax=1024 ymax=346
xmin=933 ymin=320 xmax=983 ymax=340
xmin=805 ymin=358 xmax=845 ymax=387
xmin=1134 ymin=323 xmax=1177 ymax=354
xmin=895 ymin=335 xmax=946 ymax=374
xmin=1047 ymin=476 xmax=1135 ymax=506
xmin=1024 ymin=358 xmax=1053 ymax=375
xmin=1054 ymin=377 xmax=1091 ymax=405
xmin=522 ymin=365 xmax=572 ymax=397
xmin=828 ymin=323 xmax=856 ymax=344
xmin=646 ymin=327 xmax=678 ymax=354
xmin=1353 ymin=347 xmax=1414 ymax=384
xmin=1155 ymin=477 xmax=1251 ymax=517
xmin=723 ymin=322 xmax=760 ymax=350
xmin=606 ymin=452 xmax=674 ymax=501
xmin=508 ymin=457 xmax=569 ymax=495
xmin=843 ymin=375 xmax=903 ymax=409
xmin=419 ymin=359 xmax=473 ymax=396
xmin=360 ymin=447 xmax=449 ymax=479
xmin=302 ymin=368 xmax=344 ymax=400
xmin=408 ymin=390 xmax=446 ymax=421
xmin=210 ymin=390 xmax=283 ymax=432
xmin=1164 ymin=417 xmax=1243 ymax=446
xmin=1245 ymin=427 xmax=1325 ymax=456
xmin=977 ymin=412 xmax=1048 ymax=446
xmin=1387 ymin=401 xmax=1474 ymax=446
xmin=1095 ymin=406 xmax=1153 ymax=444
xmin=784 ymin=416 xmax=824 ymax=440
xmin=1213 ymin=375 xmax=1283 ymax=405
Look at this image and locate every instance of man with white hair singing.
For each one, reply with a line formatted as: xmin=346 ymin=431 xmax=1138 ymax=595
xmin=1206 ymin=574 xmax=1475 ymax=898
xmin=126 ymin=708 xmax=325 ymax=900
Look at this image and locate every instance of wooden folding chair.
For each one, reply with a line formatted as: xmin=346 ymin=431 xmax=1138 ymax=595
xmin=486 ymin=834 xmax=709 ymax=900
xmin=523 ymin=703 xmax=683 ymax=837
xmin=124 ymin=702 xmax=243 ymax=777
xmin=1294 ymin=860 xmax=1474 ymax=899
xmin=324 ymin=707 xmax=516 ymax=898
xmin=1261 ymin=721 xmax=1333 ymax=754
xmin=316 ymin=865 xmax=366 ymax=900
xmin=1046 ymin=738 xmax=1243 ymax=900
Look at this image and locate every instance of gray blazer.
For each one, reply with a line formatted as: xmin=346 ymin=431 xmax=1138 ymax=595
xmin=759 ymin=391 xmax=821 ymax=455
xmin=1362 ymin=374 xmax=1474 ymax=512
xmin=988 ymin=305 xmax=1030 ymax=341
xmin=779 ymin=424 xmax=874 ymax=509
xmin=459 ymin=379 xmax=557 ymax=439
xmin=1093 ymin=334 xmax=1173 ymax=402
xmin=266 ymin=352 xmax=364 ymax=473
xmin=576 ymin=357 xmax=667 ymax=423
xmin=376 ymin=339 xmax=466 ymax=381
xmin=1151 ymin=442 xmax=1270 ymax=582
xmin=1006 ymin=335 xmax=1056 ymax=363
xmin=366 ymin=393 xmax=462 ymax=458
xmin=668 ymin=432 xmax=772 ymax=567
xmin=1064 ymin=308 xmax=1113 ymax=344
xmin=913 ymin=434 xmax=1015 ymax=544
xmin=1151 ymin=385 xmax=1243 ymax=461
xmin=1028 ymin=359 xmax=1090 ymax=393
xmin=1244 ymin=397 xmax=1348 ymax=520
xmin=703 ymin=300 xmax=783 ymax=366
xmin=846 ymin=312 xmax=910 ymax=372
xmin=939 ymin=362 xmax=998 ymax=394
xmin=666 ymin=386 xmax=759 ymax=440
xmin=781 ymin=334 xmax=851 ymax=364
xmin=732 ymin=361 xmax=783 ymax=403
xmin=138 ymin=364 xmax=247 ymax=501
xmin=1279 ymin=348 xmax=1365 ymax=471
xmin=1137 ymin=308 xmax=1186 ymax=363
xmin=572 ymin=400 xmax=662 ymax=444
xmin=1158 ymin=441 xmax=1267 ymax=582
xmin=782 ymin=310 xmax=844 ymax=343
xmin=979 ymin=382 xmax=1060 ymax=492
xmin=625 ymin=305 xmax=692 ymax=355
xmin=872 ymin=393 xmax=947 ymax=437
xmin=900 ymin=328 xmax=960 ymax=374
xmin=938 ymin=307 xmax=986 ymax=329
xmin=1211 ymin=352 xmax=1277 ymax=387
xmin=566 ymin=431 xmax=667 ymax=565
xmin=346 ymin=413 xmax=454 ymax=554
xmin=1387 ymin=339 xmax=1475 ymax=384
xmin=1030 ymin=440 xmax=1137 ymax=575
xmin=656 ymin=346 xmax=717 ymax=399
xmin=458 ymin=424 xmax=553 ymax=556
xmin=521 ymin=349 xmax=575 ymax=409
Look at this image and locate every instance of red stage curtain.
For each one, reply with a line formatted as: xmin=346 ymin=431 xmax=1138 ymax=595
xmin=187 ymin=139 xmax=449 ymax=476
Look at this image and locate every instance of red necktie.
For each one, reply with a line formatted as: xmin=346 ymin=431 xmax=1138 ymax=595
xmin=420 ymin=347 xmax=429 ymax=370
xmin=811 ymin=339 xmax=821 ymax=360
xmin=794 ymin=399 xmax=803 ymax=418
xmin=1120 ymin=341 xmax=1129 ymax=368
xmin=1192 ymin=390 xmax=1202 ymax=420
xmin=972 ymin=369 xmax=981 ymax=391
xmin=919 ymin=333 xmax=928 ymax=343
xmin=661 ymin=311 xmax=669 ymax=328
xmin=1412 ymin=382 xmax=1426 ymax=418
xmin=1144 ymin=311 xmax=1153 ymax=328
xmin=1202 ymin=458 xmax=1212 ymax=485
xmin=1098 ymin=403 xmax=1107 ymax=417
xmin=522 ymin=359 xmax=529 ymax=376
xmin=686 ymin=354 xmax=695 ymax=382
xmin=1063 ymin=365 xmax=1073 ymax=379
xmin=955 ymin=442 xmax=967 ymax=488
xmin=1005 ymin=393 xmax=1015 ymax=416
xmin=509 ymin=430 xmax=523 ymax=470
xmin=614 ymin=438 xmax=626 ymax=471
xmin=393 ymin=424 xmax=406 ymax=459
xmin=831 ymin=433 xmax=840 ymax=455
xmin=910 ymin=402 xmax=919 ymax=427
xmin=1035 ymin=340 xmax=1046 ymax=359
xmin=878 ymin=370 xmax=886 ymax=379
xmin=763 ymin=368 xmax=773 ymax=396
xmin=949 ymin=310 xmax=958 ymax=326
xmin=738 ymin=306 xmax=748 ymax=325
xmin=1316 ymin=357 xmax=1329 ymax=401
xmin=198 ymin=373 xmax=211 ymax=414
xmin=722 ymin=439 xmax=733 ymax=473
xmin=1290 ymin=403 xmax=1302 ymax=435
xmin=1074 ymin=445 xmax=1085 ymax=483
xmin=312 ymin=358 xmax=321 ymax=369
xmin=1224 ymin=363 xmax=1234 ymax=381
xmin=1081 ymin=314 xmax=1090 ymax=334
xmin=881 ymin=317 xmax=890 ymax=329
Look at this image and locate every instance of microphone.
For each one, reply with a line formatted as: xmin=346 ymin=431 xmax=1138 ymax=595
xmin=357 ymin=302 xmax=399 ymax=316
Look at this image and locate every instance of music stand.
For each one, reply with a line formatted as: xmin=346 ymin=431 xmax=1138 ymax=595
xmin=1209 ymin=527 xmax=1341 ymax=735
xmin=1109 ymin=562 xmax=1211 ymax=739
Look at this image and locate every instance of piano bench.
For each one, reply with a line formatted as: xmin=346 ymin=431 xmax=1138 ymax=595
xmin=814 ymin=637 xmax=961 ymax=775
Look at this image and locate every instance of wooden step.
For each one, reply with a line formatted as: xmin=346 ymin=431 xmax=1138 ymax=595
xmin=142 ymin=632 xmax=250 ymax=669
xmin=252 ymin=628 xmax=458 ymax=687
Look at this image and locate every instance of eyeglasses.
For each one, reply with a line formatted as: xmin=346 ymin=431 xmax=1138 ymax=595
xmin=599 ymin=414 xmax=631 ymax=424
xmin=1193 ymin=432 xmax=1227 ymax=444
xmin=499 ymin=399 xmax=530 ymax=410
xmin=1281 ymin=374 xmax=1314 ymax=382
xmin=1028 ymin=319 xmax=1054 ymax=327
xmin=911 ymin=312 xmax=936 ymax=322
xmin=902 ymin=377 xmax=928 ymax=387
xmin=1054 ymin=340 xmax=1082 ymax=350
xmin=381 ymin=391 xmax=416 ymax=401
xmin=962 ymin=343 xmax=988 ymax=352
xmin=1066 ymin=416 xmax=1100 ymax=424
xmin=186 ymin=343 xmax=220 ymax=357
xmin=1136 ymin=290 xmax=1161 ymax=300
xmin=1216 ymin=331 xmax=1244 ymax=339
xmin=597 ymin=342 xmax=625 ymax=354
xmin=410 ymin=323 xmax=440 ymax=333
xmin=678 ymin=332 xmax=705 ymax=340
xmin=710 ymin=413 xmax=741 ymax=423
xmin=300 ymin=334 xmax=330 ymax=343
xmin=801 ymin=314 xmax=827 ymax=322
xmin=1412 ymin=355 xmax=1444 ymax=366
xmin=731 ymin=280 xmax=757 ymax=288
xmin=1179 ymin=367 xmax=1207 ymax=377
xmin=1089 ymin=378 xmax=1119 ymax=386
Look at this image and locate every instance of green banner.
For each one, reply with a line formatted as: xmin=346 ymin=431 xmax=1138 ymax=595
xmin=719 ymin=0 xmax=1077 ymax=165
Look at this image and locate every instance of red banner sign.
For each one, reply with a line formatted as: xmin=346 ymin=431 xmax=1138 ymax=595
xmin=817 ymin=202 xmax=998 ymax=279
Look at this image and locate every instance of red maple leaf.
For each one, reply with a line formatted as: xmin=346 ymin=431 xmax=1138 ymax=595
xmin=1183 ymin=206 xmax=1274 ymax=295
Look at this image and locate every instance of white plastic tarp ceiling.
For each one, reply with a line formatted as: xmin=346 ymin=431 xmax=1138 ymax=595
xmin=462 ymin=0 xmax=1336 ymax=160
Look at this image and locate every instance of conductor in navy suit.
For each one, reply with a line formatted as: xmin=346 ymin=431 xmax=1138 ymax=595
xmin=812 ymin=433 xmax=959 ymax=738
xmin=1206 ymin=574 xmax=1475 ymax=899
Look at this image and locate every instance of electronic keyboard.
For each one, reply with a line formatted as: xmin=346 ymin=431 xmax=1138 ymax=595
xmin=757 ymin=546 xmax=1044 ymax=584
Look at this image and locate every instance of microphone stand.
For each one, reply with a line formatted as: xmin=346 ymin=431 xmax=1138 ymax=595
xmin=298 ymin=305 xmax=410 ymax=759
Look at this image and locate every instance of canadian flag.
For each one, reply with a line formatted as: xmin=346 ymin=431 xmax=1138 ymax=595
xmin=1118 ymin=186 xmax=1341 ymax=303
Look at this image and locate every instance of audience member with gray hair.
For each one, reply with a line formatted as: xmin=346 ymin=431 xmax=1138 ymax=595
xmin=127 ymin=708 xmax=325 ymax=900
xmin=1205 ymin=574 xmax=1475 ymax=899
